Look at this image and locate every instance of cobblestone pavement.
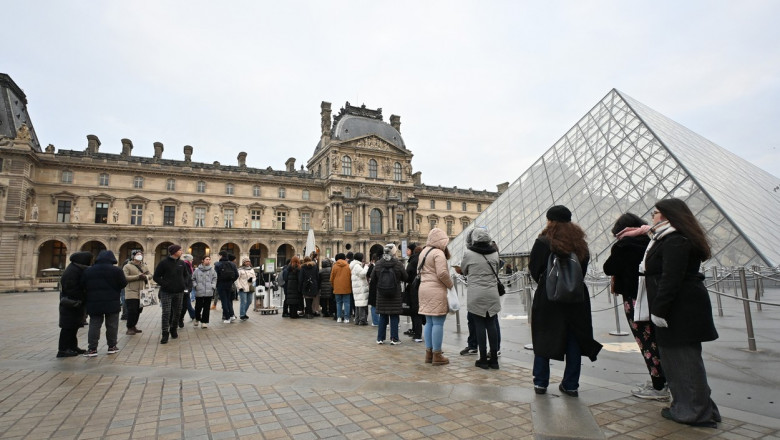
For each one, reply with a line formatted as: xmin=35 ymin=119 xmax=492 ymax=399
xmin=0 ymin=291 xmax=777 ymax=439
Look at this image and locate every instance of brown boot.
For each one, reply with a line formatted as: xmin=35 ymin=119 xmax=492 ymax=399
xmin=132 ymin=327 xmax=142 ymax=333
xmin=425 ymin=348 xmax=433 ymax=364
xmin=125 ymin=328 xmax=137 ymax=335
xmin=432 ymin=350 xmax=449 ymax=366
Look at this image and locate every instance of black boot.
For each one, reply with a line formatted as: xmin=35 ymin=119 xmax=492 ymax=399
xmin=475 ymin=357 xmax=490 ymax=369
xmin=488 ymin=350 xmax=499 ymax=370
xmin=170 ymin=327 xmax=178 ymax=339
xmin=160 ymin=332 xmax=169 ymax=344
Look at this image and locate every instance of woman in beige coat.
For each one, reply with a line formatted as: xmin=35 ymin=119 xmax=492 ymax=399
xmin=418 ymin=228 xmax=454 ymax=365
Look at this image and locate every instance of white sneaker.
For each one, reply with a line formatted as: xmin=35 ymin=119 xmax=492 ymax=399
xmin=201 ymin=323 xmax=208 ymax=329
xmin=337 ymin=318 xmax=343 ymax=323
xmin=223 ymin=319 xmax=231 ymax=324
xmin=630 ymin=380 xmax=653 ymax=394
xmin=632 ymin=384 xmax=670 ymax=401
xmin=344 ymin=319 xmax=350 ymax=323
xmin=230 ymin=316 xmax=237 ymax=322
xmin=193 ymin=320 xmax=200 ymax=327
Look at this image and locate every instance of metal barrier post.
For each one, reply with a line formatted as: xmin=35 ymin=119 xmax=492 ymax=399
xmin=738 ymin=267 xmax=757 ymax=351
xmin=609 ymin=293 xmax=629 ymax=336
xmin=454 ymin=278 xmax=461 ymax=334
xmin=753 ymin=266 xmax=762 ymax=311
xmin=712 ymin=266 xmax=723 ymax=317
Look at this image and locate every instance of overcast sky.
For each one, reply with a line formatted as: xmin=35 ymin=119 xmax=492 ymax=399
xmin=5 ymin=1 xmax=779 ymax=191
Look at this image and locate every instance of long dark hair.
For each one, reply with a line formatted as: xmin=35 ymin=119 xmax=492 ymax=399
xmin=655 ymin=198 xmax=711 ymax=261
xmin=611 ymin=212 xmax=647 ymax=236
xmin=541 ymin=221 xmax=589 ymax=261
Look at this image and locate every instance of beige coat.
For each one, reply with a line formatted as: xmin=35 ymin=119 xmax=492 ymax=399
xmin=123 ymin=260 xmax=150 ymax=300
xmin=418 ymin=228 xmax=454 ymax=316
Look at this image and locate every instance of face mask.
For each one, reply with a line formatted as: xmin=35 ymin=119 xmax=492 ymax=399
xmin=134 ymin=254 xmax=143 ymax=261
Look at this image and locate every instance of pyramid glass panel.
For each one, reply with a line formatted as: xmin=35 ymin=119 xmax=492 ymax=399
xmin=449 ymin=89 xmax=780 ymax=269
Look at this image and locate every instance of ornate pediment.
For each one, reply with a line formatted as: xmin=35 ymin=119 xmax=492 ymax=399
xmin=157 ymin=197 xmax=181 ymax=207
xmin=125 ymin=195 xmax=151 ymax=208
xmin=50 ymin=191 xmax=80 ymax=204
xmin=352 ymin=135 xmax=405 ymax=154
xmin=88 ymin=193 xmax=116 ymax=207
xmin=273 ymin=204 xmax=291 ymax=212
xmin=246 ymin=202 xmax=267 ymax=213
xmin=189 ymin=198 xmax=211 ymax=208
xmin=218 ymin=201 xmax=240 ymax=210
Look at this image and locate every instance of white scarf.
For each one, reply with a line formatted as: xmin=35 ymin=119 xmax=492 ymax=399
xmin=634 ymin=221 xmax=676 ymax=322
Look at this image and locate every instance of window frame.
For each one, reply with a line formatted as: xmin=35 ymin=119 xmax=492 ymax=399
xmin=130 ymin=203 xmax=143 ymax=225
xmin=393 ymin=162 xmax=402 ymax=181
xmin=163 ymin=205 xmax=176 ymax=226
xmin=368 ymin=159 xmax=378 ymax=178
xmin=98 ymin=173 xmax=109 ymax=186
xmin=94 ymin=202 xmax=109 ymax=224
xmin=342 ymin=155 xmax=352 ymax=176
xmin=56 ymin=200 xmax=71 ymax=223
xmin=166 ymin=178 xmax=176 ymax=191
xmin=133 ymin=176 xmax=144 ymax=189
xmin=61 ymin=170 xmax=73 ymax=184
xmin=225 ymin=183 xmax=234 ymax=195
xmin=196 ymin=181 xmax=206 ymax=193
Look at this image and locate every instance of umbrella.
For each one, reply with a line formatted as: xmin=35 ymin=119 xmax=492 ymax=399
xmin=304 ymin=228 xmax=316 ymax=258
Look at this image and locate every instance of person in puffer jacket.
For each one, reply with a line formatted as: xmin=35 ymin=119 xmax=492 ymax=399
xmin=418 ymin=228 xmax=454 ymax=366
xmin=318 ymin=259 xmax=333 ymax=317
xmin=81 ymin=250 xmax=128 ymax=356
xmin=350 ymin=253 xmax=370 ymax=325
xmin=57 ymin=251 xmax=93 ymax=357
xmin=236 ymin=258 xmax=256 ymax=321
xmin=192 ymin=256 xmax=217 ymax=328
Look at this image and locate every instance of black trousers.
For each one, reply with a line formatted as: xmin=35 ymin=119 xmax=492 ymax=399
xmin=411 ymin=314 xmax=425 ymax=338
xmin=58 ymin=327 xmax=79 ymax=351
xmin=470 ymin=311 xmax=499 ymax=359
xmin=160 ymin=291 xmax=183 ymax=333
xmin=194 ymin=297 xmax=212 ymax=323
xmin=126 ymin=299 xmax=141 ymax=329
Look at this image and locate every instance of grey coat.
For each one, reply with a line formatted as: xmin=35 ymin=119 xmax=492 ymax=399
xmin=192 ymin=264 xmax=218 ymax=297
xmin=461 ymin=248 xmax=501 ymax=318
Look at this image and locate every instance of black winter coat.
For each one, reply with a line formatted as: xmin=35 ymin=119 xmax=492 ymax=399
xmin=369 ymin=257 xmax=408 ymax=315
xmin=366 ymin=263 xmax=376 ymax=307
xmin=153 ymin=256 xmax=188 ymax=293
xmin=82 ymin=250 xmax=128 ymax=315
xmin=644 ymin=231 xmax=718 ymax=346
xmin=602 ymin=235 xmax=650 ymax=300
xmin=318 ymin=263 xmax=333 ymax=299
xmin=405 ymin=252 xmax=421 ymax=315
xmin=529 ymin=237 xmax=602 ymax=362
xmin=298 ymin=263 xmax=319 ymax=298
xmin=284 ymin=266 xmax=302 ymax=305
xmin=59 ymin=251 xmax=92 ymax=328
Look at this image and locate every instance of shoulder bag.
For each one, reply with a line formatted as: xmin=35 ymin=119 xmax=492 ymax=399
xmin=482 ymin=255 xmax=506 ymax=296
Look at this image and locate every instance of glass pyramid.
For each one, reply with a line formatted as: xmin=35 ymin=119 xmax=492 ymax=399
xmin=450 ymin=89 xmax=780 ymax=269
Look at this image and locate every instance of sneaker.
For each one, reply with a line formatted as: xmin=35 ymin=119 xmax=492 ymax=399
xmin=240 ymin=315 xmax=249 ymax=321
xmin=201 ymin=323 xmax=208 ymax=329
xmin=337 ymin=318 xmax=343 ymax=323
xmin=344 ymin=319 xmax=350 ymax=323
xmin=390 ymin=339 xmax=402 ymax=345
xmin=193 ymin=320 xmax=200 ymax=327
xmin=534 ymin=386 xmax=547 ymax=395
xmin=223 ymin=319 xmax=232 ymax=324
xmin=630 ymin=380 xmax=653 ymax=394
xmin=230 ymin=316 xmax=237 ymax=322
xmin=84 ymin=349 xmax=98 ymax=357
xmin=460 ymin=347 xmax=478 ymax=356
xmin=377 ymin=340 xmax=384 ymax=345
xmin=107 ymin=346 xmax=119 ymax=354
xmin=632 ymin=385 xmax=670 ymax=401
xmin=413 ymin=338 xmax=423 ymax=343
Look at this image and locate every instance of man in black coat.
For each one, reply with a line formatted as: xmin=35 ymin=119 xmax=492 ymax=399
xmin=153 ymin=244 xmax=188 ymax=343
xmin=58 ymin=251 xmax=93 ymax=357
xmin=81 ymin=250 xmax=128 ymax=356
xmin=213 ymin=250 xmax=239 ymax=323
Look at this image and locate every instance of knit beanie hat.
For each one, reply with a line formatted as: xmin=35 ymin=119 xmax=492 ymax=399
xmin=546 ymin=205 xmax=572 ymax=223
xmin=168 ymin=244 xmax=182 ymax=255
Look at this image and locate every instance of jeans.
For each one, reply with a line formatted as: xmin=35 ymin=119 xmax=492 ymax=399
xmin=120 ymin=289 xmax=126 ymax=317
xmin=87 ymin=312 xmax=119 ymax=350
xmin=423 ymin=315 xmax=447 ymax=351
xmin=377 ymin=314 xmax=399 ymax=341
xmin=182 ymin=291 xmax=195 ymax=320
xmin=238 ymin=290 xmax=252 ymax=317
xmin=335 ymin=294 xmax=351 ymax=320
xmin=370 ymin=305 xmax=380 ymax=325
xmin=533 ymin=329 xmax=581 ymax=390
xmin=217 ymin=284 xmax=235 ymax=319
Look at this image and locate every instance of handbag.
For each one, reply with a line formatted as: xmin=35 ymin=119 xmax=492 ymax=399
xmin=447 ymin=286 xmax=460 ymax=313
xmin=59 ymin=296 xmax=82 ymax=308
xmin=481 ymin=255 xmax=506 ymax=296
xmin=633 ymin=276 xmax=650 ymax=322
xmin=408 ymin=249 xmax=435 ymax=313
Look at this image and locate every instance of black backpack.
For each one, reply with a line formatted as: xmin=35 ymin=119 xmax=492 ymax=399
xmin=302 ymin=276 xmax=315 ymax=296
xmin=376 ymin=263 xmax=397 ymax=297
xmin=216 ymin=261 xmax=238 ymax=282
xmin=545 ymin=251 xmax=585 ymax=303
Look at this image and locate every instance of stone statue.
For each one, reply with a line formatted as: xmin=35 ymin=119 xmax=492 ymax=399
xmin=16 ymin=124 xmax=31 ymax=141
xmin=181 ymin=211 xmax=188 ymax=225
xmin=45 ymin=144 xmax=55 ymax=154
xmin=73 ymin=206 xmax=80 ymax=222
xmin=31 ymin=204 xmax=38 ymax=221
xmin=214 ymin=213 xmax=220 ymax=227
xmin=244 ymin=216 xmax=248 ymax=227
xmin=112 ymin=208 xmax=119 ymax=223
xmin=321 ymin=217 xmax=326 ymax=230
xmin=148 ymin=212 xmax=154 ymax=224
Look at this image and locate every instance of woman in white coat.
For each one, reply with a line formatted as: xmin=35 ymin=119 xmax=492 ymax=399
xmin=350 ymin=253 xmax=370 ymax=325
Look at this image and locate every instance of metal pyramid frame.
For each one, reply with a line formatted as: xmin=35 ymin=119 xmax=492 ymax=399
xmin=449 ymin=89 xmax=780 ymax=269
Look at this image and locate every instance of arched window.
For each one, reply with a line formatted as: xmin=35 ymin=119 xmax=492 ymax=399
xmin=393 ymin=162 xmax=402 ymax=181
xmin=342 ymin=155 xmax=352 ymax=176
xmin=370 ymin=208 xmax=383 ymax=234
xmin=368 ymin=159 xmax=378 ymax=178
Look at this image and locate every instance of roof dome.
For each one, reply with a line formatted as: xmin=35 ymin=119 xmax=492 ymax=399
xmin=314 ymin=102 xmax=406 ymax=153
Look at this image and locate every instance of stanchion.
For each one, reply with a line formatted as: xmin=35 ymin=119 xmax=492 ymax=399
xmin=712 ymin=266 xmax=723 ymax=317
xmin=753 ymin=266 xmax=762 ymax=311
xmin=524 ymin=286 xmax=534 ymax=350
xmin=738 ymin=267 xmax=757 ymax=351
xmin=609 ymin=293 xmax=629 ymax=336
xmin=454 ymin=277 xmax=461 ymax=334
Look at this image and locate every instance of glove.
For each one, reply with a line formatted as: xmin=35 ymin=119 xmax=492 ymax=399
xmin=139 ymin=274 xmax=147 ymax=281
xmin=651 ymin=314 xmax=668 ymax=328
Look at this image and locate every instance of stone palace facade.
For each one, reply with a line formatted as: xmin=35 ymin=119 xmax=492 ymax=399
xmin=0 ymin=74 xmax=500 ymax=291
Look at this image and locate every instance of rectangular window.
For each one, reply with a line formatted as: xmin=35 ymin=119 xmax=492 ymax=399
xmin=57 ymin=200 xmax=71 ymax=223
xmin=277 ymin=211 xmax=286 ymax=230
xmin=477 ymin=203 xmax=482 ymax=212
xmin=133 ymin=176 xmax=144 ymax=189
xmin=446 ymin=220 xmax=454 ymax=236
xmin=462 ymin=202 xmax=467 ymax=211
xmin=197 ymin=181 xmax=206 ymax=193
xmin=302 ymin=190 xmax=310 ymax=200
xmin=130 ymin=204 xmax=143 ymax=225
xmin=278 ymin=187 xmax=286 ymax=198
xmin=446 ymin=201 xmax=452 ymax=210
xmin=429 ymin=220 xmax=436 ymax=230
xmin=344 ymin=211 xmax=353 ymax=232
xmin=253 ymin=186 xmax=261 ymax=197
xmin=462 ymin=221 xmax=469 ymax=231
xmin=61 ymin=170 xmax=73 ymax=184
xmin=250 ymin=209 xmax=261 ymax=229
xmin=163 ymin=206 xmax=176 ymax=226
xmin=224 ymin=209 xmax=234 ymax=228
xmin=430 ymin=200 xmax=435 ymax=209
xmin=99 ymin=173 xmax=109 ymax=186
xmin=226 ymin=183 xmax=234 ymax=195
xmin=396 ymin=214 xmax=404 ymax=232
xmin=166 ymin=179 xmax=176 ymax=191
xmin=301 ymin=212 xmax=311 ymax=230
xmin=194 ymin=207 xmax=206 ymax=227
xmin=94 ymin=202 xmax=109 ymax=224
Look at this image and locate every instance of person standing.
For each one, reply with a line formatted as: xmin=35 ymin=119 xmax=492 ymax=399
xmin=645 ymin=199 xmax=720 ymax=427
xmin=57 ymin=251 xmax=92 ymax=357
xmin=214 ymin=251 xmax=239 ymax=323
xmin=153 ymin=244 xmax=188 ymax=344
xmin=350 ymin=253 xmax=370 ymax=325
xmin=318 ymin=259 xmax=333 ymax=317
xmin=371 ymin=245 xmax=408 ymax=344
xmin=192 ymin=255 xmax=217 ymax=328
xmin=178 ymin=254 xmax=195 ymax=327
xmin=236 ymin=257 xmax=256 ymax=320
xmin=418 ymin=229 xmax=455 ymax=365
xmin=122 ymin=250 xmax=151 ymax=335
xmin=81 ymin=250 xmax=127 ymax=356
xmin=299 ymin=256 xmax=319 ymax=319
xmin=404 ymin=244 xmax=425 ymax=342
xmin=603 ymin=212 xmax=669 ymax=400
xmin=529 ymin=206 xmax=602 ymax=396
xmin=459 ymin=228 xmax=502 ymax=370
xmin=330 ymin=253 xmax=352 ymax=323
xmin=283 ymin=256 xmax=302 ymax=319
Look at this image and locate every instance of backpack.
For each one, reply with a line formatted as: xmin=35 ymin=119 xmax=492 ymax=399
xmin=376 ymin=263 xmax=397 ymax=297
xmin=545 ymin=251 xmax=585 ymax=303
xmin=302 ymin=275 xmax=315 ymax=297
xmin=216 ymin=261 xmax=238 ymax=282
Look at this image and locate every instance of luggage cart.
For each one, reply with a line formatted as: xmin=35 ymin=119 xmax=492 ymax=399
xmin=140 ymin=284 xmax=158 ymax=307
xmin=257 ymin=282 xmax=279 ymax=315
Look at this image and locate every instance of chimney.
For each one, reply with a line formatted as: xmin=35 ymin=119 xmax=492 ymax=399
xmin=183 ymin=145 xmax=193 ymax=162
xmin=238 ymin=151 xmax=247 ymax=168
xmin=120 ymin=138 xmax=133 ymax=157
xmin=153 ymin=142 xmax=164 ymax=160
xmin=320 ymin=101 xmax=332 ymax=145
xmin=285 ymin=158 xmax=296 ymax=172
xmin=390 ymin=114 xmax=401 ymax=133
xmin=86 ymin=134 xmax=101 ymax=155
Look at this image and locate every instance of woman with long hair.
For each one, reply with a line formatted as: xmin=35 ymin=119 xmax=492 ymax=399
xmin=418 ymin=228 xmax=454 ymax=365
xmin=284 ymin=256 xmax=302 ymax=319
xmin=645 ymin=198 xmax=720 ymax=427
xmin=603 ymin=213 xmax=669 ymax=400
xmin=529 ymin=206 xmax=602 ymax=396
